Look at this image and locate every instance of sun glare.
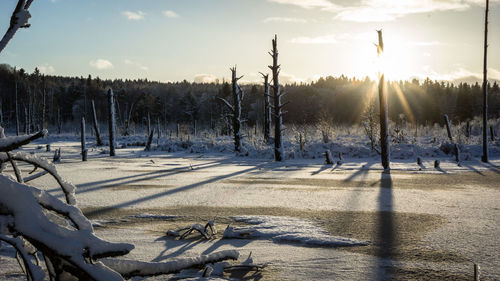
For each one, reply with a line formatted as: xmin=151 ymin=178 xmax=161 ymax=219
xmin=350 ymin=33 xmax=417 ymax=82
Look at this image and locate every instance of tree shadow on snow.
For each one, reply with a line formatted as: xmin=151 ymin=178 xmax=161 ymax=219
xmin=375 ymin=172 xmax=395 ymax=280
xmin=85 ymin=164 xmax=266 ymax=218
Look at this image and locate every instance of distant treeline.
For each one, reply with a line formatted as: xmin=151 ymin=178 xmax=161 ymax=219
xmin=0 ymin=64 xmax=499 ymax=134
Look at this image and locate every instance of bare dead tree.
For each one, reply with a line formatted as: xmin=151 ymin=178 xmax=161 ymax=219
xmin=219 ymin=67 xmax=244 ymax=153
xmin=376 ymin=30 xmax=390 ymax=170
xmin=14 ymin=68 xmax=20 ymax=136
xmin=91 ymin=100 xmax=103 ymax=146
xmin=269 ymin=35 xmax=285 ymax=161
xmin=108 ymin=89 xmax=116 ymax=156
xmin=81 ymin=117 xmax=87 ymax=161
xmin=145 ymin=128 xmax=154 ymax=151
xmin=24 ymin=106 xmax=28 ymax=134
xmin=259 ymin=72 xmax=271 ymax=143
xmin=42 ymin=87 xmax=46 ymax=129
xmin=444 ymin=114 xmax=453 ymax=142
xmin=482 ymin=0 xmax=489 ymax=163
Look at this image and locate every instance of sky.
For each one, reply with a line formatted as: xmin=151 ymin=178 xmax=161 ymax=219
xmin=0 ymin=0 xmax=499 ymax=84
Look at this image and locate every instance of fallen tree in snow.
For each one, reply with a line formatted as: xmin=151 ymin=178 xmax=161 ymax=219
xmin=0 ymin=130 xmax=242 ymax=280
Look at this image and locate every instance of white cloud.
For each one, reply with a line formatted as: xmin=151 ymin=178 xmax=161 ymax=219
xmin=267 ymin=0 xmax=337 ymax=9
xmin=268 ymin=0 xmax=498 ymax=22
xmin=334 ymin=0 xmax=469 ymax=22
xmin=194 ymin=74 xmax=219 ymax=84
xmin=124 ymin=59 xmax=148 ymax=71
xmin=263 ymin=17 xmax=307 ymax=23
xmin=122 ymin=11 xmax=146 ymax=21
xmin=89 ymin=59 xmax=113 ymax=70
xmin=291 ymin=34 xmax=337 ymax=44
xmin=417 ymin=66 xmax=500 ymax=82
xmin=38 ymin=64 xmax=55 ymax=74
xmin=162 ymin=10 xmax=180 ymax=18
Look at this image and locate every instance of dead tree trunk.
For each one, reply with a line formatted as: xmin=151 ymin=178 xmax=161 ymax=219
xmin=145 ymin=128 xmax=154 ymax=151
xmin=42 ymin=88 xmax=46 ymax=129
xmin=466 ymin=120 xmax=471 ymax=138
xmin=376 ymin=30 xmax=390 ymax=170
xmin=444 ymin=114 xmax=453 ymax=142
xmin=91 ymin=100 xmax=103 ymax=146
xmin=269 ymin=35 xmax=285 ymax=161
xmin=57 ymin=108 xmax=61 ymax=134
xmin=219 ymin=67 xmax=244 ymax=153
xmin=81 ymin=117 xmax=87 ymax=161
xmin=15 ymin=74 xmax=19 ymax=136
xmin=108 ymin=89 xmax=116 ymax=157
xmin=147 ymin=112 xmax=151 ymax=136
xmin=260 ymin=73 xmax=271 ymax=143
xmin=24 ymin=106 xmax=28 ymax=135
xmin=482 ymin=0 xmax=489 ymax=163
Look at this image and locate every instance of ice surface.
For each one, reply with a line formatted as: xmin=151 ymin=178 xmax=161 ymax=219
xmin=224 ymin=216 xmax=368 ymax=247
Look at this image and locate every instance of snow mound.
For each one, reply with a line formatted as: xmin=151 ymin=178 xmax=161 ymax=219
xmin=225 ymin=216 xmax=368 ymax=247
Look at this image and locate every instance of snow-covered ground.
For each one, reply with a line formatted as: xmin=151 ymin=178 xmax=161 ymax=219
xmin=1 ymin=136 xmax=499 ymax=280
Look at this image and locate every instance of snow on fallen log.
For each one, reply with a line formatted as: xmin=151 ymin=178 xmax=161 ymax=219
xmin=223 ymin=216 xmax=368 ymax=247
xmin=0 ymin=152 xmax=76 ymax=205
xmin=0 ymin=175 xmax=134 ymax=280
xmin=102 ymin=250 xmax=239 ymax=278
xmin=0 ymin=130 xmax=47 ymax=152
xmin=203 ymin=252 xmax=267 ymax=277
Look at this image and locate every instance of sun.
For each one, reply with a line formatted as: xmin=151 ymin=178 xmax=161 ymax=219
xmin=350 ymin=33 xmax=418 ymax=82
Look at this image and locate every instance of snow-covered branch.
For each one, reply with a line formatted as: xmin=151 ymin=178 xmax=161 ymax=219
xmin=0 ymin=234 xmax=45 ymax=281
xmin=0 ymin=130 xmax=47 ymax=153
xmin=0 ymin=152 xmax=76 ymax=205
xmin=102 ymin=250 xmax=239 ymax=279
xmin=0 ymin=0 xmax=34 ymax=54
xmin=0 ymin=175 xmax=134 ymax=281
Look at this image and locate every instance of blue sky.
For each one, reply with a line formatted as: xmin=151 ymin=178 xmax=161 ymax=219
xmin=0 ymin=0 xmax=499 ymax=83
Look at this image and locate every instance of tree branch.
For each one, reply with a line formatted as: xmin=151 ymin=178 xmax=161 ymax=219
xmin=0 ymin=130 xmax=48 ymax=152
xmin=0 ymin=0 xmax=34 ymax=54
xmin=217 ymin=97 xmax=234 ymax=112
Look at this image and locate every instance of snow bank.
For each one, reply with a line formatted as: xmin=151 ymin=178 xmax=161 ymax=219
xmin=224 ymin=216 xmax=368 ymax=247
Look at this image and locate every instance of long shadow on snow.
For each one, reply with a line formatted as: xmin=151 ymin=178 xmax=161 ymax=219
xmin=85 ymin=164 xmax=264 ymax=218
xmin=374 ymin=172 xmax=395 ymax=280
xmin=46 ymin=160 xmax=221 ymax=194
xmin=343 ymin=161 xmax=375 ymax=183
xmin=72 ymin=161 xmax=224 ymax=195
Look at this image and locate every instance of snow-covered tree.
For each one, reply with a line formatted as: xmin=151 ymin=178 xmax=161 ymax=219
xmin=260 ymin=72 xmax=271 ymax=143
xmin=219 ymin=67 xmax=244 ymax=153
xmin=268 ymin=35 xmax=285 ymax=161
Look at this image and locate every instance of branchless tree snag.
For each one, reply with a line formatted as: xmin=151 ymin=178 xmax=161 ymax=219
xmin=91 ymin=100 xmax=103 ymax=146
xmin=108 ymin=89 xmax=116 ymax=156
xmin=482 ymin=0 xmax=489 ymax=163
xmin=376 ymin=30 xmax=390 ymax=170
xmin=218 ymin=67 xmax=244 ymax=153
xmin=269 ymin=35 xmax=285 ymax=161
xmin=14 ymin=68 xmax=20 ymax=136
xmin=259 ymin=72 xmax=272 ymax=143
xmin=81 ymin=117 xmax=87 ymax=161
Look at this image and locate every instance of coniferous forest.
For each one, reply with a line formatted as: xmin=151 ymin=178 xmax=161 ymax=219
xmin=0 ymin=64 xmax=499 ymax=134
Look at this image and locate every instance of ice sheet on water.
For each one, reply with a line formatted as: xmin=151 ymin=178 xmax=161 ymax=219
xmin=225 ymin=216 xmax=368 ymax=247
xmin=133 ymin=213 xmax=182 ymax=220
